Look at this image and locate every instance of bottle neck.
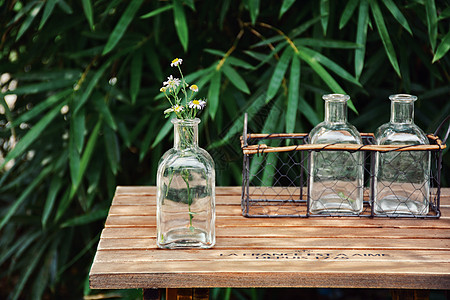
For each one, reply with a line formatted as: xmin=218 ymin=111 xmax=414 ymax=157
xmin=173 ymin=119 xmax=199 ymax=150
xmin=325 ymin=100 xmax=347 ymax=124
xmin=390 ymin=100 xmax=414 ymax=124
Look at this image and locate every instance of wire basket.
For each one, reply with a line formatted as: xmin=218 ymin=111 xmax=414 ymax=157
xmin=241 ymin=114 xmax=449 ymax=218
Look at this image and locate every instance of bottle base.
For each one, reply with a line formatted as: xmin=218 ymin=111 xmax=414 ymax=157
xmin=157 ymin=227 xmax=215 ymax=249
xmin=309 ymin=195 xmax=363 ymax=215
xmin=374 ymin=195 xmax=429 ymax=215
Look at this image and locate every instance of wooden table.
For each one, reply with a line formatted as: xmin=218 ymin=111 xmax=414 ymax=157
xmin=89 ymin=186 xmax=450 ymax=299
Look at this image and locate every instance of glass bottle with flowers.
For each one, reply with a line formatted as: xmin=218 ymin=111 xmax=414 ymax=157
xmin=156 ymin=58 xmax=215 ymax=249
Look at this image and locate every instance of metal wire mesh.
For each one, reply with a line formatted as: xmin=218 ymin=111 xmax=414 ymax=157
xmin=241 ymin=115 xmax=447 ymax=219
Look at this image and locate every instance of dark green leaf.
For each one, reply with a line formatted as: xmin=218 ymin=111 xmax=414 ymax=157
xmin=299 ymin=95 xmax=320 ymax=126
xmin=73 ymin=60 xmax=112 ymax=115
xmin=294 ymin=38 xmax=362 ymax=49
xmin=222 ymin=64 xmax=250 ymax=94
xmin=39 ymin=0 xmax=57 ymax=29
xmin=140 ymin=4 xmax=173 ymax=19
xmin=16 ymin=2 xmax=43 ymax=41
xmin=81 ymin=0 xmax=94 ymax=30
xmin=173 ymin=0 xmax=189 ymax=52
xmin=151 ymin=117 xmax=173 ymax=148
xmin=61 ymin=209 xmax=108 ymax=228
xmin=93 ymin=95 xmax=117 ymax=130
xmin=286 ymin=54 xmax=300 ymax=133
xmin=299 ymin=47 xmax=362 ymax=87
xmin=432 ymin=30 xmax=450 ymax=63
xmin=1 ymin=100 xmax=68 ymax=169
xmin=2 ymin=79 xmax=75 ymax=95
xmin=290 ymin=16 xmax=321 ymax=38
xmin=10 ymin=89 xmax=71 ymax=128
xmin=42 ymin=176 xmax=62 ymax=227
xmin=425 ymin=0 xmax=438 ymax=51
xmin=144 ymin=44 xmax=164 ymax=82
xmin=370 ymin=0 xmax=401 ymax=77
xmin=266 ymin=46 xmax=293 ymax=103
xmin=381 ymin=0 xmax=412 ymax=35
xmin=279 ymin=0 xmax=296 ymax=18
xmin=339 ymin=0 xmax=359 ymax=29
xmin=249 ymin=0 xmax=260 ymax=24
xmin=208 ymin=70 xmax=221 ymax=120
xmin=0 ymin=167 xmax=51 ymax=230
xmin=320 ymin=0 xmax=329 ymax=35
xmin=102 ymin=0 xmax=144 ymax=55
xmin=103 ymin=124 xmax=120 ymax=175
xmin=130 ymin=49 xmax=143 ymax=104
xmin=70 ymin=119 xmax=102 ymax=200
xmin=355 ymin=0 xmax=369 ymax=79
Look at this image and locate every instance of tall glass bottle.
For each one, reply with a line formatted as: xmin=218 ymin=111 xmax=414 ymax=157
xmin=157 ymin=118 xmax=215 ymax=248
xmin=308 ymin=94 xmax=364 ymax=214
xmin=374 ymin=94 xmax=430 ymax=215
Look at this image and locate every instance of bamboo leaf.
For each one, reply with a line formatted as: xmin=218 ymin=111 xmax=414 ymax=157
xmin=39 ymin=0 xmax=57 ymax=30
xmin=81 ymin=0 xmax=94 ymax=31
xmin=130 ymin=49 xmax=143 ymax=104
xmin=73 ymin=60 xmax=112 ymax=115
xmin=208 ymin=70 xmax=221 ymax=120
xmin=173 ymin=0 xmax=189 ymax=52
xmin=290 ymin=16 xmax=321 ymax=39
xmin=61 ymin=208 xmax=108 ymax=228
xmin=69 ymin=130 xmax=80 ymax=188
xmin=42 ymin=176 xmax=62 ymax=227
xmin=370 ymin=0 xmax=401 ymax=77
xmin=279 ymin=0 xmax=296 ymax=18
xmin=2 ymin=79 xmax=75 ymax=95
xmin=71 ymin=109 xmax=86 ymax=154
xmin=92 ymin=95 xmax=117 ymax=130
xmin=355 ymin=0 xmax=369 ymax=79
xmin=299 ymin=95 xmax=320 ymax=126
xmin=299 ymin=47 xmax=362 ymax=87
xmin=320 ymin=0 xmax=329 ymax=35
xmin=11 ymin=89 xmax=71 ymax=127
xmin=249 ymin=0 xmax=260 ymax=24
xmin=425 ymin=0 xmax=438 ymax=51
xmin=381 ymin=0 xmax=412 ymax=35
xmin=432 ymin=31 xmax=450 ymax=63
xmin=339 ymin=0 xmax=359 ymax=29
xmin=140 ymin=4 xmax=173 ymax=19
xmin=294 ymin=38 xmax=362 ymax=49
xmin=296 ymin=47 xmax=358 ymax=113
xmin=0 ymin=167 xmax=51 ymax=230
xmin=103 ymin=124 xmax=120 ymax=175
xmin=10 ymin=240 xmax=49 ymax=300
xmin=102 ymin=0 xmax=144 ymax=55
xmin=16 ymin=2 xmax=43 ymax=41
xmin=151 ymin=117 xmax=173 ymax=148
xmin=222 ymin=64 xmax=250 ymax=94
xmin=1 ymin=100 xmax=67 ymax=169
xmin=286 ymin=55 xmax=300 ymax=133
xmin=266 ymin=46 xmax=293 ymax=103
xmin=70 ymin=119 xmax=102 ymax=200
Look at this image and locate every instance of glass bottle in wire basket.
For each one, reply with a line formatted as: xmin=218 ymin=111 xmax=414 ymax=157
xmin=374 ymin=94 xmax=430 ymax=215
xmin=308 ymin=94 xmax=364 ymax=215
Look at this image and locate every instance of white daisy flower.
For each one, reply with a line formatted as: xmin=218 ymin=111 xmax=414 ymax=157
xmin=189 ymin=84 xmax=199 ymax=92
xmin=171 ymin=58 xmax=183 ymax=67
xmin=172 ymin=104 xmax=184 ymax=112
xmin=189 ymin=99 xmax=206 ymax=110
xmin=163 ymin=75 xmax=181 ymax=90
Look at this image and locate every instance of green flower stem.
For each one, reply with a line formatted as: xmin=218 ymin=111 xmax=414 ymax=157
xmin=181 ymin=169 xmax=194 ymax=229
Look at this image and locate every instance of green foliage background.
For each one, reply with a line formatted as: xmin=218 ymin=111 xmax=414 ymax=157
xmin=0 ymin=0 xmax=449 ymax=299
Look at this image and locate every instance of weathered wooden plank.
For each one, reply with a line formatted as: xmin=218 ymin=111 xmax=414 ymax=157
xmin=97 ymin=237 xmax=450 ymax=251
xmin=92 ymin=249 xmax=450 ymax=263
xmin=104 ymin=215 xmax=450 ymax=229
xmin=89 ymin=261 xmax=450 ymax=289
xmin=108 ymin=204 xmax=450 ymax=218
xmin=99 ymin=226 xmax=450 ymax=240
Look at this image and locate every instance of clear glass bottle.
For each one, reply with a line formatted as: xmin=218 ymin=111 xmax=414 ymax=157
xmin=308 ymin=94 xmax=364 ymax=214
xmin=157 ymin=118 xmax=215 ymax=248
xmin=374 ymin=94 xmax=430 ymax=215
